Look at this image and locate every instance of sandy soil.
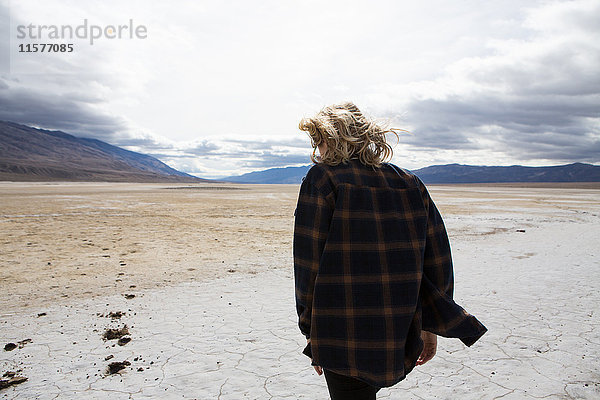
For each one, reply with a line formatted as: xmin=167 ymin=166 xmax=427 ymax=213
xmin=0 ymin=182 xmax=298 ymax=311
xmin=1 ymin=182 xmax=599 ymax=399
xmin=1 ymin=181 xmax=598 ymax=312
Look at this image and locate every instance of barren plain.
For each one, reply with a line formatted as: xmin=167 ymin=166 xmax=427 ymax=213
xmin=1 ymin=182 xmax=599 ymax=399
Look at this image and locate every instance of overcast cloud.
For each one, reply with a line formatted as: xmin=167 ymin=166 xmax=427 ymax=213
xmin=0 ymin=0 xmax=598 ymax=178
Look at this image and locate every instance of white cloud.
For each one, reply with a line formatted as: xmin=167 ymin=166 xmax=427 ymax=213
xmin=372 ymin=0 xmax=600 ymax=168
xmin=1 ymin=0 xmax=598 ymax=177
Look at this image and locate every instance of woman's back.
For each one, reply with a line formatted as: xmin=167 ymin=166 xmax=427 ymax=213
xmin=296 ymin=159 xmax=448 ymax=387
xmin=293 ymin=102 xmax=487 ymax=392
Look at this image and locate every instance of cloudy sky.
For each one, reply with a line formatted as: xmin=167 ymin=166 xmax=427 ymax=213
xmin=1 ymin=0 xmax=598 ymax=178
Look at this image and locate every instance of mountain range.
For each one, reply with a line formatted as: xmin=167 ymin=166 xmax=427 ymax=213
xmin=0 ymin=120 xmax=206 ymax=182
xmin=224 ymin=162 xmax=600 ymax=184
xmin=225 ymin=165 xmax=312 ymax=184
xmin=409 ymin=162 xmax=600 ymax=183
xmin=2 ymin=120 xmax=598 ymax=184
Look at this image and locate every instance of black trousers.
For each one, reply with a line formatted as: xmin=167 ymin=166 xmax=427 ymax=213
xmin=324 ymin=369 xmax=381 ymax=400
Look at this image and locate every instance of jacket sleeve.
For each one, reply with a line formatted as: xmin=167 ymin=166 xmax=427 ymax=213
xmin=416 ymin=177 xmax=488 ymax=346
xmin=418 ymin=178 xmax=454 ymax=300
xmin=293 ymin=171 xmax=334 ymax=339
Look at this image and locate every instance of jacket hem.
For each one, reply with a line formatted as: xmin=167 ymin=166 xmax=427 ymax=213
xmin=301 ymin=341 xmax=421 ymax=389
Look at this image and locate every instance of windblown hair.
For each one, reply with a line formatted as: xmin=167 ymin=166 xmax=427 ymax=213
xmin=298 ymin=102 xmax=405 ymax=168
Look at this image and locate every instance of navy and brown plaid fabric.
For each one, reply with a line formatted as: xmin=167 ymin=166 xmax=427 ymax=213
xmin=293 ymin=159 xmax=488 ymax=388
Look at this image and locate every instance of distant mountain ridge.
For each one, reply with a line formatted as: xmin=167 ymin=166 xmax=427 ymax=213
xmin=3 ymin=120 xmax=597 ymax=184
xmin=412 ymin=162 xmax=600 ymax=183
xmin=224 ymin=162 xmax=600 ymax=184
xmin=224 ymin=165 xmax=312 ymax=184
xmin=0 ymin=120 xmax=207 ymax=182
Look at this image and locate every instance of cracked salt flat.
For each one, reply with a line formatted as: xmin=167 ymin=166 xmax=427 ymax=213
xmin=2 ymin=215 xmax=600 ymax=399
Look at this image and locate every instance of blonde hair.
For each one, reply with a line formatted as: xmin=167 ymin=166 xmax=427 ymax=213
xmin=298 ymin=101 xmax=405 ymax=168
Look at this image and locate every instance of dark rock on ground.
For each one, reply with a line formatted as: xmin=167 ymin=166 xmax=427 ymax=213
xmin=107 ymin=361 xmax=131 ymax=375
xmin=108 ymin=311 xmax=125 ymax=319
xmin=103 ymin=326 xmax=130 ymax=341
xmin=4 ymin=343 xmax=16 ymax=351
xmin=0 ymin=371 xmax=28 ymax=390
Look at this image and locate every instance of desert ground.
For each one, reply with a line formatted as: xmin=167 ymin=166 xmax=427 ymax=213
xmin=1 ymin=181 xmax=599 ymax=399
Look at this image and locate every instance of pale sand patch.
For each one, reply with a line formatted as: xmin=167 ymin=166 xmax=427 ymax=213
xmin=1 ymin=182 xmax=599 ymax=398
xmin=0 ymin=182 xmax=299 ymax=311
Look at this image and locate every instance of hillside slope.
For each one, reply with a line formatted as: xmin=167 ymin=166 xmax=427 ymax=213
xmin=0 ymin=121 xmax=207 ymax=182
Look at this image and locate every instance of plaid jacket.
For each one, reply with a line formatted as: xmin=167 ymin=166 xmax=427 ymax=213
xmin=293 ymin=159 xmax=488 ymax=388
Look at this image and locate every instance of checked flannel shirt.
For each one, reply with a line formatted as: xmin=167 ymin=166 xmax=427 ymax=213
xmin=293 ymin=159 xmax=488 ymax=388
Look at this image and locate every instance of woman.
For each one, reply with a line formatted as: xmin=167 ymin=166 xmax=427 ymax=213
xmin=293 ymin=102 xmax=488 ymax=399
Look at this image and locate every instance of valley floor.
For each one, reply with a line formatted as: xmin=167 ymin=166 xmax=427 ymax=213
xmin=1 ymin=182 xmax=599 ymax=399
